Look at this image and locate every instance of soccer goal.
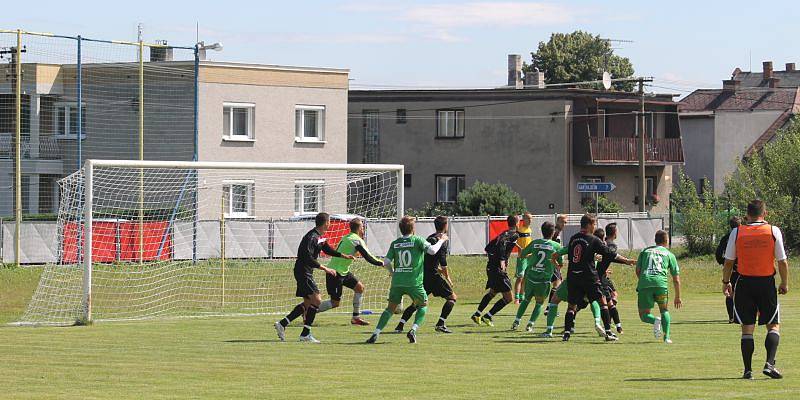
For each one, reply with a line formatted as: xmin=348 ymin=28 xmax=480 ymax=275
xmin=20 ymin=160 xmax=404 ymax=325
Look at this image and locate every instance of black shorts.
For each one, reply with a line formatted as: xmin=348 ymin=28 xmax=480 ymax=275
xmin=325 ymin=271 xmax=360 ymax=301
xmin=294 ymin=269 xmax=319 ymax=298
xmin=424 ymin=273 xmax=454 ymax=299
xmin=486 ymin=268 xmax=512 ymax=292
xmin=601 ymin=275 xmax=617 ymax=299
xmin=551 ymin=269 xmax=563 ymax=283
xmin=730 ymin=270 xmax=741 ymax=287
xmin=734 ymin=275 xmax=780 ymax=326
xmin=566 ymin=273 xmax=604 ymax=306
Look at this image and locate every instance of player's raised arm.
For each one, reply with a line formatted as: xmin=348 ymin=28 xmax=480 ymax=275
xmin=426 ymin=233 xmax=448 ymax=255
xmin=354 ymin=242 xmax=384 ymax=266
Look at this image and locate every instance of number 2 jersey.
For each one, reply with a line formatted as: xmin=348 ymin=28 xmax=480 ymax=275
xmin=636 ymin=245 xmax=679 ymax=290
xmin=386 ymin=235 xmax=432 ymax=288
xmin=519 ymin=238 xmax=562 ymax=283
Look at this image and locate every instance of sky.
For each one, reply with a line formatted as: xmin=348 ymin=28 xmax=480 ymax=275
xmin=3 ymin=0 xmax=800 ymax=95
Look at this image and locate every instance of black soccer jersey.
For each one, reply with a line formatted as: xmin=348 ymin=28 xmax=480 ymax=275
xmin=566 ymin=231 xmax=617 ymax=278
xmin=596 ymin=241 xmax=620 ymax=277
xmin=485 ymin=229 xmax=519 ymax=269
xmin=424 ymin=233 xmax=449 ymax=275
xmin=294 ymin=228 xmax=343 ymax=276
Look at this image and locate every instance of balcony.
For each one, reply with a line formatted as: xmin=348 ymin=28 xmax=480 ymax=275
xmin=574 ymin=133 xmax=684 ymax=166
xmin=0 ymin=134 xmax=61 ymax=160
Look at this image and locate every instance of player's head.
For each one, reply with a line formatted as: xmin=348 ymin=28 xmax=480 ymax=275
xmin=655 ymin=230 xmax=669 ymax=246
xmin=556 ymin=214 xmax=567 ymax=229
xmin=729 ymin=216 xmax=741 ymax=229
xmin=315 ymin=212 xmax=330 ymax=233
xmin=541 ymin=221 xmax=555 ymax=240
xmin=507 ymin=215 xmax=519 ymax=230
xmin=747 ymin=199 xmax=766 ymax=219
xmin=350 ymin=217 xmax=365 ymax=236
xmin=594 ymin=228 xmax=605 ymax=240
xmin=605 ymin=223 xmax=618 ymax=241
xmin=580 ymin=214 xmax=596 ymax=232
xmin=434 ymin=215 xmax=448 ymax=233
xmin=522 ymin=212 xmax=532 ymax=226
xmin=399 ymin=216 xmax=416 ymax=236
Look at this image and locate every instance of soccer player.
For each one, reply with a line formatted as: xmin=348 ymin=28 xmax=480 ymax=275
xmin=512 ymin=221 xmax=562 ymax=332
xmin=366 ymin=216 xmax=448 ymax=344
xmin=544 ymin=214 xmax=568 ymax=316
xmin=274 ymin=212 xmax=354 ymax=343
xmin=716 ymin=216 xmax=741 ymax=323
xmin=723 ymin=200 xmax=789 ymax=379
xmin=317 ymin=217 xmax=385 ymax=326
xmin=636 ymin=230 xmax=682 ymax=344
xmin=471 ymin=215 xmax=520 ymax=327
xmin=596 ymin=223 xmax=625 ymax=334
xmin=513 ymin=213 xmax=534 ymax=304
xmin=395 ymin=216 xmax=457 ymax=334
xmin=542 ymin=276 xmax=603 ymax=337
xmin=553 ymin=214 xmax=634 ymax=342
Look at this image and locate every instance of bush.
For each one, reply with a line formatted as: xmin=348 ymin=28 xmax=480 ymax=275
xmin=581 ymin=196 xmax=623 ymax=214
xmin=406 ymin=202 xmax=457 ymax=217
xmin=455 ymin=181 xmax=527 ymax=216
xmin=673 ymin=170 xmax=724 ymax=255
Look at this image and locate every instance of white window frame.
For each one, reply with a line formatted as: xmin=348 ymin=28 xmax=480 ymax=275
xmin=222 ymin=179 xmax=255 ymax=219
xmin=223 ymin=102 xmax=255 ymax=141
xmin=436 ymin=109 xmax=465 ymax=138
xmin=435 ymin=175 xmax=465 ymax=203
xmin=294 ymin=179 xmax=324 ymax=216
xmin=53 ymin=102 xmax=86 ymax=139
xmin=295 ymin=105 xmax=326 ymax=143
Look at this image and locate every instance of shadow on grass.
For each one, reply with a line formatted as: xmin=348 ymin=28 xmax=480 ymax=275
xmin=224 ymin=339 xmax=276 ymax=343
xmin=625 ymin=377 xmax=743 ymax=382
xmin=671 ymin=319 xmax=729 ymax=325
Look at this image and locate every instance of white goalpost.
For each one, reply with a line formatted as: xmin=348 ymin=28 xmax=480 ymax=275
xmin=20 ymin=160 xmax=404 ymax=325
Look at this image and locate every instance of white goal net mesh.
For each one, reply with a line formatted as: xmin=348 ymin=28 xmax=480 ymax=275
xmin=20 ymin=162 xmax=400 ymax=325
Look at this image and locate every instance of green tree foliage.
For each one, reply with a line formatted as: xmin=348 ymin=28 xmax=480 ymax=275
xmin=406 ymin=202 xmax=457 ymax=218
xmin=455 ymin=181 xmax=527 ymax=216
xmin=673 ymin=170 xmax=724 ymax=255
xmin=524 ymin=30 xmax=635 ymax=91
xmin=581 ymin=196 xmax=624 ymax=214
xmin=725 ymin=120 xmax=800 ymax=252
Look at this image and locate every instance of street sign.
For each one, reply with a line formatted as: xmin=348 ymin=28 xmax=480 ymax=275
xmin=577 ymin=182 xmax=616 ymax=193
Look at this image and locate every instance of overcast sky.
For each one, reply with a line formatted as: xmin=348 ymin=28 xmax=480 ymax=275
xmin=3 ymin=0 xmax=799 ymax=94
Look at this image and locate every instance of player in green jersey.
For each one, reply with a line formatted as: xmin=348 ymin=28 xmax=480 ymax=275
xmin=512 ymin=221 xmax=562 ymax=332
xmin=636 ymin=230 xmax=682 ymax=344
xmin=366 ymin=216 xmax=448 ymax=344
xmin=317 ymin=218 xmax=385 ymax=326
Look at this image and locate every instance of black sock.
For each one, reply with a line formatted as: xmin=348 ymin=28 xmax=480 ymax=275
xmin=765 ymin=330 xmax=780 ymax=365
xmin=485 ymin=298 xmax=508 ymax=318
xmin=741 ymin=334 xmax=754 ymax=372
xmin=301 ymin=305 xmax=318 ymax=337
xmin=600 ymin=306 xmax=611 ymax=331
xmin=725 ymin=297 xmax=734 ymax=321
xmin=476 ymin=293 xmax=494 ymax=314
xmin=609 ymin=306 xmax=621 ymax=325
xmin=400 ymin=305 xmax=417 ymax=325
xmin=564 ymin=309 xmax=576 ymax=333
xmin=438 ymin=299 xmax=455 ymax=325
xmin=281 ymin=303 xmax=305 ymax=327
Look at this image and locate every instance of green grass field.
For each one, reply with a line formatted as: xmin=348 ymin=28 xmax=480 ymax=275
xmin=2 ymin=254 xmax=799 ymax=399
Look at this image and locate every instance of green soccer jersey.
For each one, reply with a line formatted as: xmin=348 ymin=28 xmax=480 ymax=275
xmin=328 ymin=232 xmax=373 ymax=275
xmin=636 ymin=245 xmax=679 ymax=290
xmin=385 ymin=235 xmax=431 ymax=287
xmin=520 ymin=239 xmax=562 ymax=283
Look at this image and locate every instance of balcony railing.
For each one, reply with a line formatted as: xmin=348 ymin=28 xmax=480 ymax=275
xmin=586 ymin=137 xmax=684 ymax=165
xmin=0 ymin=134 xmax=61 ymax=160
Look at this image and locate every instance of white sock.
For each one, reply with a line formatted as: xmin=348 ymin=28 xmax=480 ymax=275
xmin=352 ymin=292 xmax=363 ymax=316
xmin=318 ymin=300 xmax=333 ymax=313
xmin=514 ymin=317 xmax=521 ymax=323
xmin=411 ymin=324 xmax=419 ymax=332
xmin=547 ymin=325 xmax=554 ymax=331
xmin=616 ymin=323 xmax=622 ymax=328
xmin=373 ymin=328 xmax=381 ymax=336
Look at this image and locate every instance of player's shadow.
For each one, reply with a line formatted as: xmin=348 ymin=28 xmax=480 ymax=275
xmin=671 ymin=319 xmax=729 ymax=325
xmin=625 ymin=377 xmax=743 ymax=382
xmin=224 ymin=339 xmax=275 ymax=343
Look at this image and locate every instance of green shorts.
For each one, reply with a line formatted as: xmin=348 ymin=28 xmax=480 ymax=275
xmin=388 ymin=285 xmax=428 ymax=306
xmin=515 ymin=257 xmax=529 ymax=278
xmin=524 ymin=281 xmax=551 ymax=300
xmin=555 ymin=280 xmax=568 ymax=301
xmin=637 ymin=287 xmax=669 ymax=310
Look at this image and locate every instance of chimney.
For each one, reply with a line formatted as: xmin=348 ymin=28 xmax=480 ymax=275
xmin=507 ymin=54 xmax=523 ymax=89
xmin=768 ymin=77 xmax=781 ymax=88
xmin=524 ymin=69 xmax=546 ymax=89
xmin=763 ymin=61 xmax=773 ymax=79
xmin=786 ymin=63 xmax=796 ymax=72
xmin=722 ymin=79 xmax=740 ymax=92
xmin=150 ymin=40 xmax=174 ymax=62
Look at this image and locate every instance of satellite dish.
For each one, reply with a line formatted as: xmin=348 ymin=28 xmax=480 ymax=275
xmin=601 ymin=71 xmax=612 ymax=90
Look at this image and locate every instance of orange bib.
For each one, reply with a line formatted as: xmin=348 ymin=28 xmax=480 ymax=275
xmin=736 ymin=224 xmax=776 ymax=277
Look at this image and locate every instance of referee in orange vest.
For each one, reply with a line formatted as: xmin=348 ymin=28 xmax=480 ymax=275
xmin=723 ymin=200 xmax=789 ymax=379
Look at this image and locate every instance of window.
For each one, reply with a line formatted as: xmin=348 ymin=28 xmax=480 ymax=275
xmin=295 ymin=105 xmax=325 ymax=142
xmin=362 ymin=110 xmax=380 ymax=163
xmin=436 ymin=175 xmax=465 ymax=203
xmin=396 ymin=109 xmax=407 ymax=124
xmin=223 ymin=103 xmax=255 ymax=140
xmin=295 ymin=180 xmax=324 ymax=215
xmin=635 ymin=176 xmax=658 ymax=204
xmin=436 ymin=110 xmax=465 ymax=138
xmin=222 ymin=181 xmax=254 ymax=218
xmin=54 ymin=103 xmax=86 ymax=138
xmin=404 ymin=174 xmax=412 ymax=188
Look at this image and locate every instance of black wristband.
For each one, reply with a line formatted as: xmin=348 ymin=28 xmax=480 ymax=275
xmin=722 ymin=280 xmax=730 ymax=284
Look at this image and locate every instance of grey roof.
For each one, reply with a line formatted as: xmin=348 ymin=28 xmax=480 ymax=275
xmin=734 ymin=71 xmax=800 ymax=88
xmin=680 ymin=88 xmax=799 ymax=112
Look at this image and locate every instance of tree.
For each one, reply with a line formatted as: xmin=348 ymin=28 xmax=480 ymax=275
xmin=524 ymin=31 xmax=635 ymax=91
xmin=581 ymin=196 xmax=623 ymax=214
xmin=455 ymin=181 xmax=527 ymax=216
xmin=672 ymin=170 xmax=723 ymax=255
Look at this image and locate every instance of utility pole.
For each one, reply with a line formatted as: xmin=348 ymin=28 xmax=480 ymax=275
xmin=638 ymin=77 xmax=647 ymax=212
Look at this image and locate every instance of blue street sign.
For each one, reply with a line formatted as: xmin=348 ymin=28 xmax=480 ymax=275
xmin=577 ymin=182 xmax=616 ymax=193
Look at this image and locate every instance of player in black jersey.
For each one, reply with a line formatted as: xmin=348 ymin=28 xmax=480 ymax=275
xmin=553 ymin=214 xmax=634 ymax=342
xmin=395 ymin=216 xmax=457 ymax=333
xmin=472 ymin=215 xmax=520 ymax=327
xmin=595 ymin=223 xmax=625 ymax=334
xmin=716 ymin=216 xmax=741 ymax=323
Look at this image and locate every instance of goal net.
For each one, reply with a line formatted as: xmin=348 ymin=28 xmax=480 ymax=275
xmin=20 ymin=160 xmax=403 ymax=325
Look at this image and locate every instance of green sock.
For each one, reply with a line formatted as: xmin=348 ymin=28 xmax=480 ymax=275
xmin=640 ymin=313 xmax=656 ymax=324
xmin=376 ymin=308 xmax=393 ymax=331
xmin=661 ymin=311 xmax=671 ymax=339
xmin=590 ymin=301 xmax=601 ymax=324
xmin=516 ymin=299 xmax=531 ymax=320
xmin=546 ymin=303 xmax=558 ymax=329
xmin=413 ymin=305 xmax=427 ymax=328
xmin=529 ymin=303 xmax=543 ymax=324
